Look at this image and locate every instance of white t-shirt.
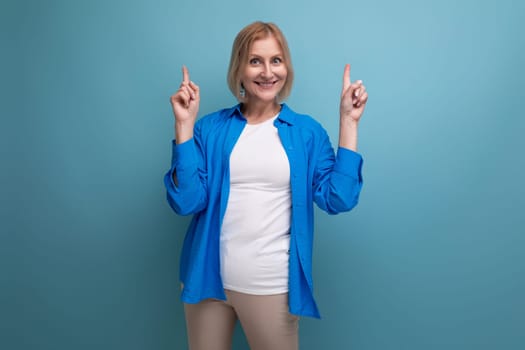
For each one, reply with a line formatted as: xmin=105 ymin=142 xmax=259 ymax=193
xmin=220 ymin=115 xmax=292 ymax=295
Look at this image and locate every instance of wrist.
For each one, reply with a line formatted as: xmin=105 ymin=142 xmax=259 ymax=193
xmin=175 ymin=119 xmax=194 ymax=128
xmin=175 ymin=121 xmax=194 ymax=144
xmin=339 ymin=118 xmax=359 ymax=151
xmin=340 ymin=117 xmax=359 ymax=129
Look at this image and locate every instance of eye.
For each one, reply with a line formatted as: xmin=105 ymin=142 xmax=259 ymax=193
xmin=272 ymin=57 xmax=283 ymax=64
xmin=249 ymin=58 xmax=261 ymax=65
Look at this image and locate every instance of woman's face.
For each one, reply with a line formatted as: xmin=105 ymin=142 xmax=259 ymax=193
xmin=240 ymin=35 xmax=288 ymax=104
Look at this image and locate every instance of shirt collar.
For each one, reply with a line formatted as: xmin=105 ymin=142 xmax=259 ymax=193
xmin=229 ymin=103 xmax=296 ymax=125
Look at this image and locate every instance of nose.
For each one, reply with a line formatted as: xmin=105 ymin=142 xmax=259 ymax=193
xmin=261 ymin=62 xmax=273 ymax=79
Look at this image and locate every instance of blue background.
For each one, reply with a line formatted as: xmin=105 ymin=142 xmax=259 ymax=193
xmin=2 ymin=0 xmax=524 ymax=349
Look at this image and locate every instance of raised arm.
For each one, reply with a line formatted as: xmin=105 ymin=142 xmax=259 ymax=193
xmin=170 ymin=65 xmax=200 ymax=144
xmin=338 ymin=64 xmax=368 ymax=151
xmin=169 ymin=66 xmax=200 ymax=186
xmin=164 ymin=66 xmax=207 ymax=215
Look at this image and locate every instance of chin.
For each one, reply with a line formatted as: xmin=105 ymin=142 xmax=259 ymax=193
xmin=252 ymin=94 xmax=279 ymax=103
xmin=254 ymin=88 xmax=283 ymax=101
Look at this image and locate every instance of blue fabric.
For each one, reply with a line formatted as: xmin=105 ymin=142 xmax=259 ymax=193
xmin=164 ymin=103 xmax=363 ymax=318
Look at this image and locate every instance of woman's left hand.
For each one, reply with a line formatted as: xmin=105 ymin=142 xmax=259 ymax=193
xmin=340 ymin=64 xmax=368 ymax=123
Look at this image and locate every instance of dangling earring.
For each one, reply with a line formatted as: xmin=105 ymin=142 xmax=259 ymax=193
xmin=239 ymin=84 xmax=245 ymax=98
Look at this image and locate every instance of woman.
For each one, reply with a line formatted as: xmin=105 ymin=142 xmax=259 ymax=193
xmin=165 ymin=21 xmax=368 ymax=350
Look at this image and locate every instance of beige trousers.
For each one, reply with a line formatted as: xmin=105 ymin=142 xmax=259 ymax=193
xmin=184 ymin=290 xmax=299 ymax=350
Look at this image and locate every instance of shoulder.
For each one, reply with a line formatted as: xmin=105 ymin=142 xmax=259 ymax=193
xmin=281 ymin=104 xmax=328 ymax=137
xmin=196 ymin=105 xmax=236 ymax=128
xmin=193 ymin=105 xmax=240 ymax=140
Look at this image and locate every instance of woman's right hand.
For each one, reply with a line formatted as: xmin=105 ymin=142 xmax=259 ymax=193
xmin=170 ymin=66 xmax=200 ymax=124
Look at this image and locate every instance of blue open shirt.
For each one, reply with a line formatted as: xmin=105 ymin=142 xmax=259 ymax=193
xmin=164 ymin=103 xmax=363 ymax=318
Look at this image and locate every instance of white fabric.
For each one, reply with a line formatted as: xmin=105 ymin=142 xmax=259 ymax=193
xmin=220 ymin=115 xmax=291 ymax=295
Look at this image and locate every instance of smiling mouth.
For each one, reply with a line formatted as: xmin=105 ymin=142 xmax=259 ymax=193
xmin=255 ymin=80 xmax=278 ymax=88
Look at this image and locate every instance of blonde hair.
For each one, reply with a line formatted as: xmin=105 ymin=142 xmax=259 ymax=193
xmin=227 ymin=21 xmax=294 ymax=102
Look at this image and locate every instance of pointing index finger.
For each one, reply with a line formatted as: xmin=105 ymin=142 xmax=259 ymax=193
xmin=343 ymin=64 xmax=351 ymax=89
xmin=182 ymin=65 xmax=190 ymax=83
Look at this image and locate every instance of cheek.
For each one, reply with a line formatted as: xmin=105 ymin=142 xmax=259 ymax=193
xmin=241 ymin=69 xmax=256 ymax=83
xmin=276 ymin=67 xmax=288 ymax=79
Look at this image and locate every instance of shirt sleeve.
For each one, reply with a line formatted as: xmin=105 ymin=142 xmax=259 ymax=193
xmin=163 ymin=127 xmax=208 ymax=215
xmin=312 ymin=130 xmax=363 ymax=214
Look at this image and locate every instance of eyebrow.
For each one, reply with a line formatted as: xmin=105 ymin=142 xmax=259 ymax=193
xmin=248 ymin=53 xmax=283 ymax=58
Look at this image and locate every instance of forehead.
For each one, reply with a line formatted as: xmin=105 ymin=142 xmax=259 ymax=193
xmin=249 ymin=35 xmax=282 ymax=55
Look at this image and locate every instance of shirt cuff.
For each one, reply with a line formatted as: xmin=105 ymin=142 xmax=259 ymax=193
xmin=171 ymin=138 xmax=198 ymax=169
xmin=334 ymin=147 xmax=363 ymax=179
xmin=169 ymin=138 xmax=200 ymax=190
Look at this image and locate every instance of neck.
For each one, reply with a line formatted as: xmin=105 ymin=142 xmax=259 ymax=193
xmin=241 ymin=100 xmax=281 ymax=124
